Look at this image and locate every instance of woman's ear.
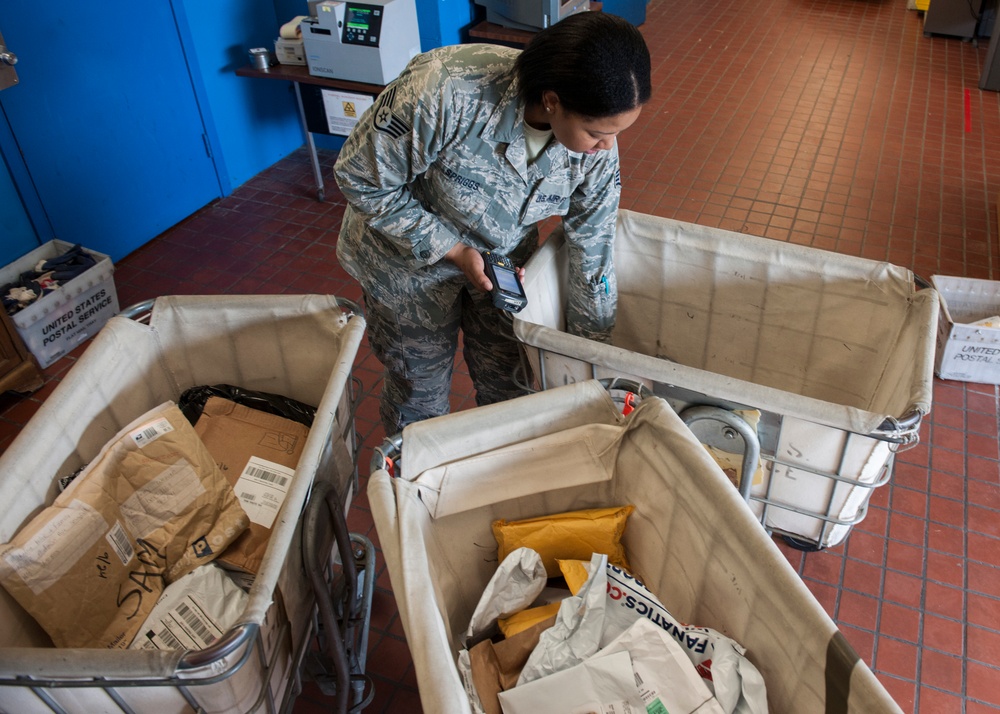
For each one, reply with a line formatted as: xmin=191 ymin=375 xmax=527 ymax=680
xmin=541 ymin=90 xmax=561 ymax=113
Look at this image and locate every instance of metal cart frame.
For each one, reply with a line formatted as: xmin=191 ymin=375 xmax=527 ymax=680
xmin=513 ymin=210 xmax=939 ymax=549
xmin=367 ymin=379 xmax=904 ymax=713
xmin=0 ymin=295 xmax=372 ymax=713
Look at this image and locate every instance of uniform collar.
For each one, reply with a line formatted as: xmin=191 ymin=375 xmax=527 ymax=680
xmin=483 ymin=75 xmax=565 ymax=183
xmin=482 ymin=72 xmax=524 ymax=144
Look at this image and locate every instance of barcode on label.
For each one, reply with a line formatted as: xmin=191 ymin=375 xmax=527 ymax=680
xmin=130 ymin=418 xmax=174 ymax=448
xmin=246 ymin=465 xmax=288 ymax=487
xmin=106 ymin=522 xmax=134 ymax=565
xmin=149 ymin=627 xmax=182 ymax=650
xmin=176 ymin=601 xmax=217 ymax=646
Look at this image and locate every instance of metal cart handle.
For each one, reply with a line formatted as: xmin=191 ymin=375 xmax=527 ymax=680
xmin=678 ymin=405 xmax=761 ymax=503
xmin=301 ymin=478 xmax=376 ymax=714
xmin=116 ymin=296 xmax=365 ymax=323
xmin=302 ymin=479 xmax=356 ymax=714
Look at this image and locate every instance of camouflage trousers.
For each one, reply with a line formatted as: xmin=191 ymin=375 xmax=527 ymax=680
xmin=361 ymin=268 xmax=530 ymax=435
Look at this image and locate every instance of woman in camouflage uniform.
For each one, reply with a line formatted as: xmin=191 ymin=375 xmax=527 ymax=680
xmin=335 ymin=12 xmax=651 ymax=434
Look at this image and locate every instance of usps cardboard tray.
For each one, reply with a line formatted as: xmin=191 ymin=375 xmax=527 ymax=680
xmin=0 ymin=240 xmax=119 ymax=369
xmin=932 ymin=274 xmax=1000 ymax=384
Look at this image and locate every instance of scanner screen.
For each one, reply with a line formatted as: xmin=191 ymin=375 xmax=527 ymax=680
xmin=494 ymin=266 xmax=523 ymax=295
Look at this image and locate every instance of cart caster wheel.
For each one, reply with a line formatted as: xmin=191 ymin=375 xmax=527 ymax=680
xmin=782 ymin=535 xmax=822 ymax=552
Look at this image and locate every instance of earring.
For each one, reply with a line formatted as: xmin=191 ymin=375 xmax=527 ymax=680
xmin=545 ymin=105 xmax=552 ymax=113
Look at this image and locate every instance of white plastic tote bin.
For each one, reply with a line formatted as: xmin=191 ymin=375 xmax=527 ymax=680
xmin=368 ymin=380 xmax=903 ymax=713
xmin=0 ymin=294 xmax=369 ymax=713
xmin=513 ymin=210 xmax=939 ymax=549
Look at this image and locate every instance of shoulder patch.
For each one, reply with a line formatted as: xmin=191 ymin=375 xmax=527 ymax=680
xmin=373 ymin=85 xmax=411 ymax=139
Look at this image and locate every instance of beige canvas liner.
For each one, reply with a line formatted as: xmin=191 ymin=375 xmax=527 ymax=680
xmin=515 ymin=209 xmax=938 ymax=436
xmin=0 ymin=295 xmax=365 ymax=713
xmin=512 ymin=210 xmax=939 ymax=548
xmin=368 ymin=380 xmax=904 ymax=713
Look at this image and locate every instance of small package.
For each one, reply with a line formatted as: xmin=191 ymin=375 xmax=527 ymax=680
xmin=498 ymin=601 xmax=561 ymax=638
xmin=467 ymin=615 xmax=557 ymax=714
xmin=492 ymin=506 xmax=634 ymax=577
xmin=131 ymin=563 xmax=248 ymax=651
xmin=0 ymin=402 xmax=248 ymax=648
xmin=499 ymin=619 xmax=727 ymax=714
xmin=194 ymin=397 xmax=310 ymax=574
xmin=463 ymin=547 xmax=548 ymax=647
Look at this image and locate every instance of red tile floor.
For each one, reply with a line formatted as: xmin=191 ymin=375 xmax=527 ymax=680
xmin=2 ymin=0 xmax=1000 ymax=711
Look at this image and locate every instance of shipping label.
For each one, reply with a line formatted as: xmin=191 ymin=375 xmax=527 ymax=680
xmin=129 ymin=417 xmax=175 ymax=448
xmin=233 ymin=456 xmax=295 ymax=529
xmin=137 ymin=594 xmax=224 ymax=651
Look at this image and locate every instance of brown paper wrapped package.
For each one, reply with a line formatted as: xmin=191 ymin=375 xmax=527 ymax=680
xmin=194 ymin=397 xmax=310 ymax=575
xmin=469 ymin=615 xmax=557 ymax=714
xmin=0 ymin=402 xmax=249 ymax=649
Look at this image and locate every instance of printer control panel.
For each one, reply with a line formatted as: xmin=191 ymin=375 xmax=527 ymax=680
xmin=341 ymin=3 xmax=384 ymax=47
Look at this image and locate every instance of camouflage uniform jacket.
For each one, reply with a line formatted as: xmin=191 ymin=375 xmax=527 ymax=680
xmin=334 ymin=43 xmax=620 ymax=340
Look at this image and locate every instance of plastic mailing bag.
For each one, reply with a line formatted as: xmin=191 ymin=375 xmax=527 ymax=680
xmin=0 ymin=294 xmax=365 ymax=713
xmin=369 ymin=380 xmax=904 ymax=714
xmin=513 ymin=210 xmax=939 ymax=548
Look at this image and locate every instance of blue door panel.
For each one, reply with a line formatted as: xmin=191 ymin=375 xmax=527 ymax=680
xmin=0 ymin=3 xmax=221 ymax=262
xmin=0 ymin=156 xmax=38 ymax=267
xmin=174 ymin=0 xmax=303 ymax=194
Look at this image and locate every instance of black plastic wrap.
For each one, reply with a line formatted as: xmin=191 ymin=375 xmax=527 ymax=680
xmin=178 ymin=384 xmax=317 ymax=428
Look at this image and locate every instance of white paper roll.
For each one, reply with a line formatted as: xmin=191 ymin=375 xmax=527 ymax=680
xmin=279 ymin=15 xmax=308 ymax=39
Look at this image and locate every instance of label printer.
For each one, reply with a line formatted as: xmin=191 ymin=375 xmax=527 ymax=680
xmin=302 ymin=0 xmax=421 ymax=85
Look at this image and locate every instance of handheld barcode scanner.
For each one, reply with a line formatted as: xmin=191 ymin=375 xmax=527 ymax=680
xmin=481 ymin=250 xmax=528 ymax=313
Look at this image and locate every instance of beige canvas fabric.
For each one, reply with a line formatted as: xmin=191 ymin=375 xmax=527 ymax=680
xmin=0 ymin=295 xmax=365 ymax=712
xmin=512 ymin=210 xmax=939 ymax=547
xmin=515 ymin=209 xmax=938 ymax=435
xmin=369 ymin=380 xmax=904 ymax=714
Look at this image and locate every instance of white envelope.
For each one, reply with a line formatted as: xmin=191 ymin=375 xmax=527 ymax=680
xmin=497 ymin=650 xmax=640 ymax=714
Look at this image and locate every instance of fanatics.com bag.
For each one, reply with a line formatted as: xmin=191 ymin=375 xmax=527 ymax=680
xmin=559 ymin=558 xmax=768 ymax=714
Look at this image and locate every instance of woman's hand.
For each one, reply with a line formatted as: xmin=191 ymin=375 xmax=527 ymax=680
xmin=444 ymin=243 xmax=490 ymax=291
xmin=444 ymin=243 xmax=526 ymax=292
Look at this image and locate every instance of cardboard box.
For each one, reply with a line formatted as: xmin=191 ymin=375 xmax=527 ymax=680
xmin=932 ymin=275 xmax=1000 ymax=384
xmin=0 ymin=240 xmax=118 ymax=368
xmin=194 ymin=397 xmax=311 ymax=575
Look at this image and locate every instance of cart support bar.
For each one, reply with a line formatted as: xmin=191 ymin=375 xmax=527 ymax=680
xmin=679 ymin=405 xmax=761 ymax=503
